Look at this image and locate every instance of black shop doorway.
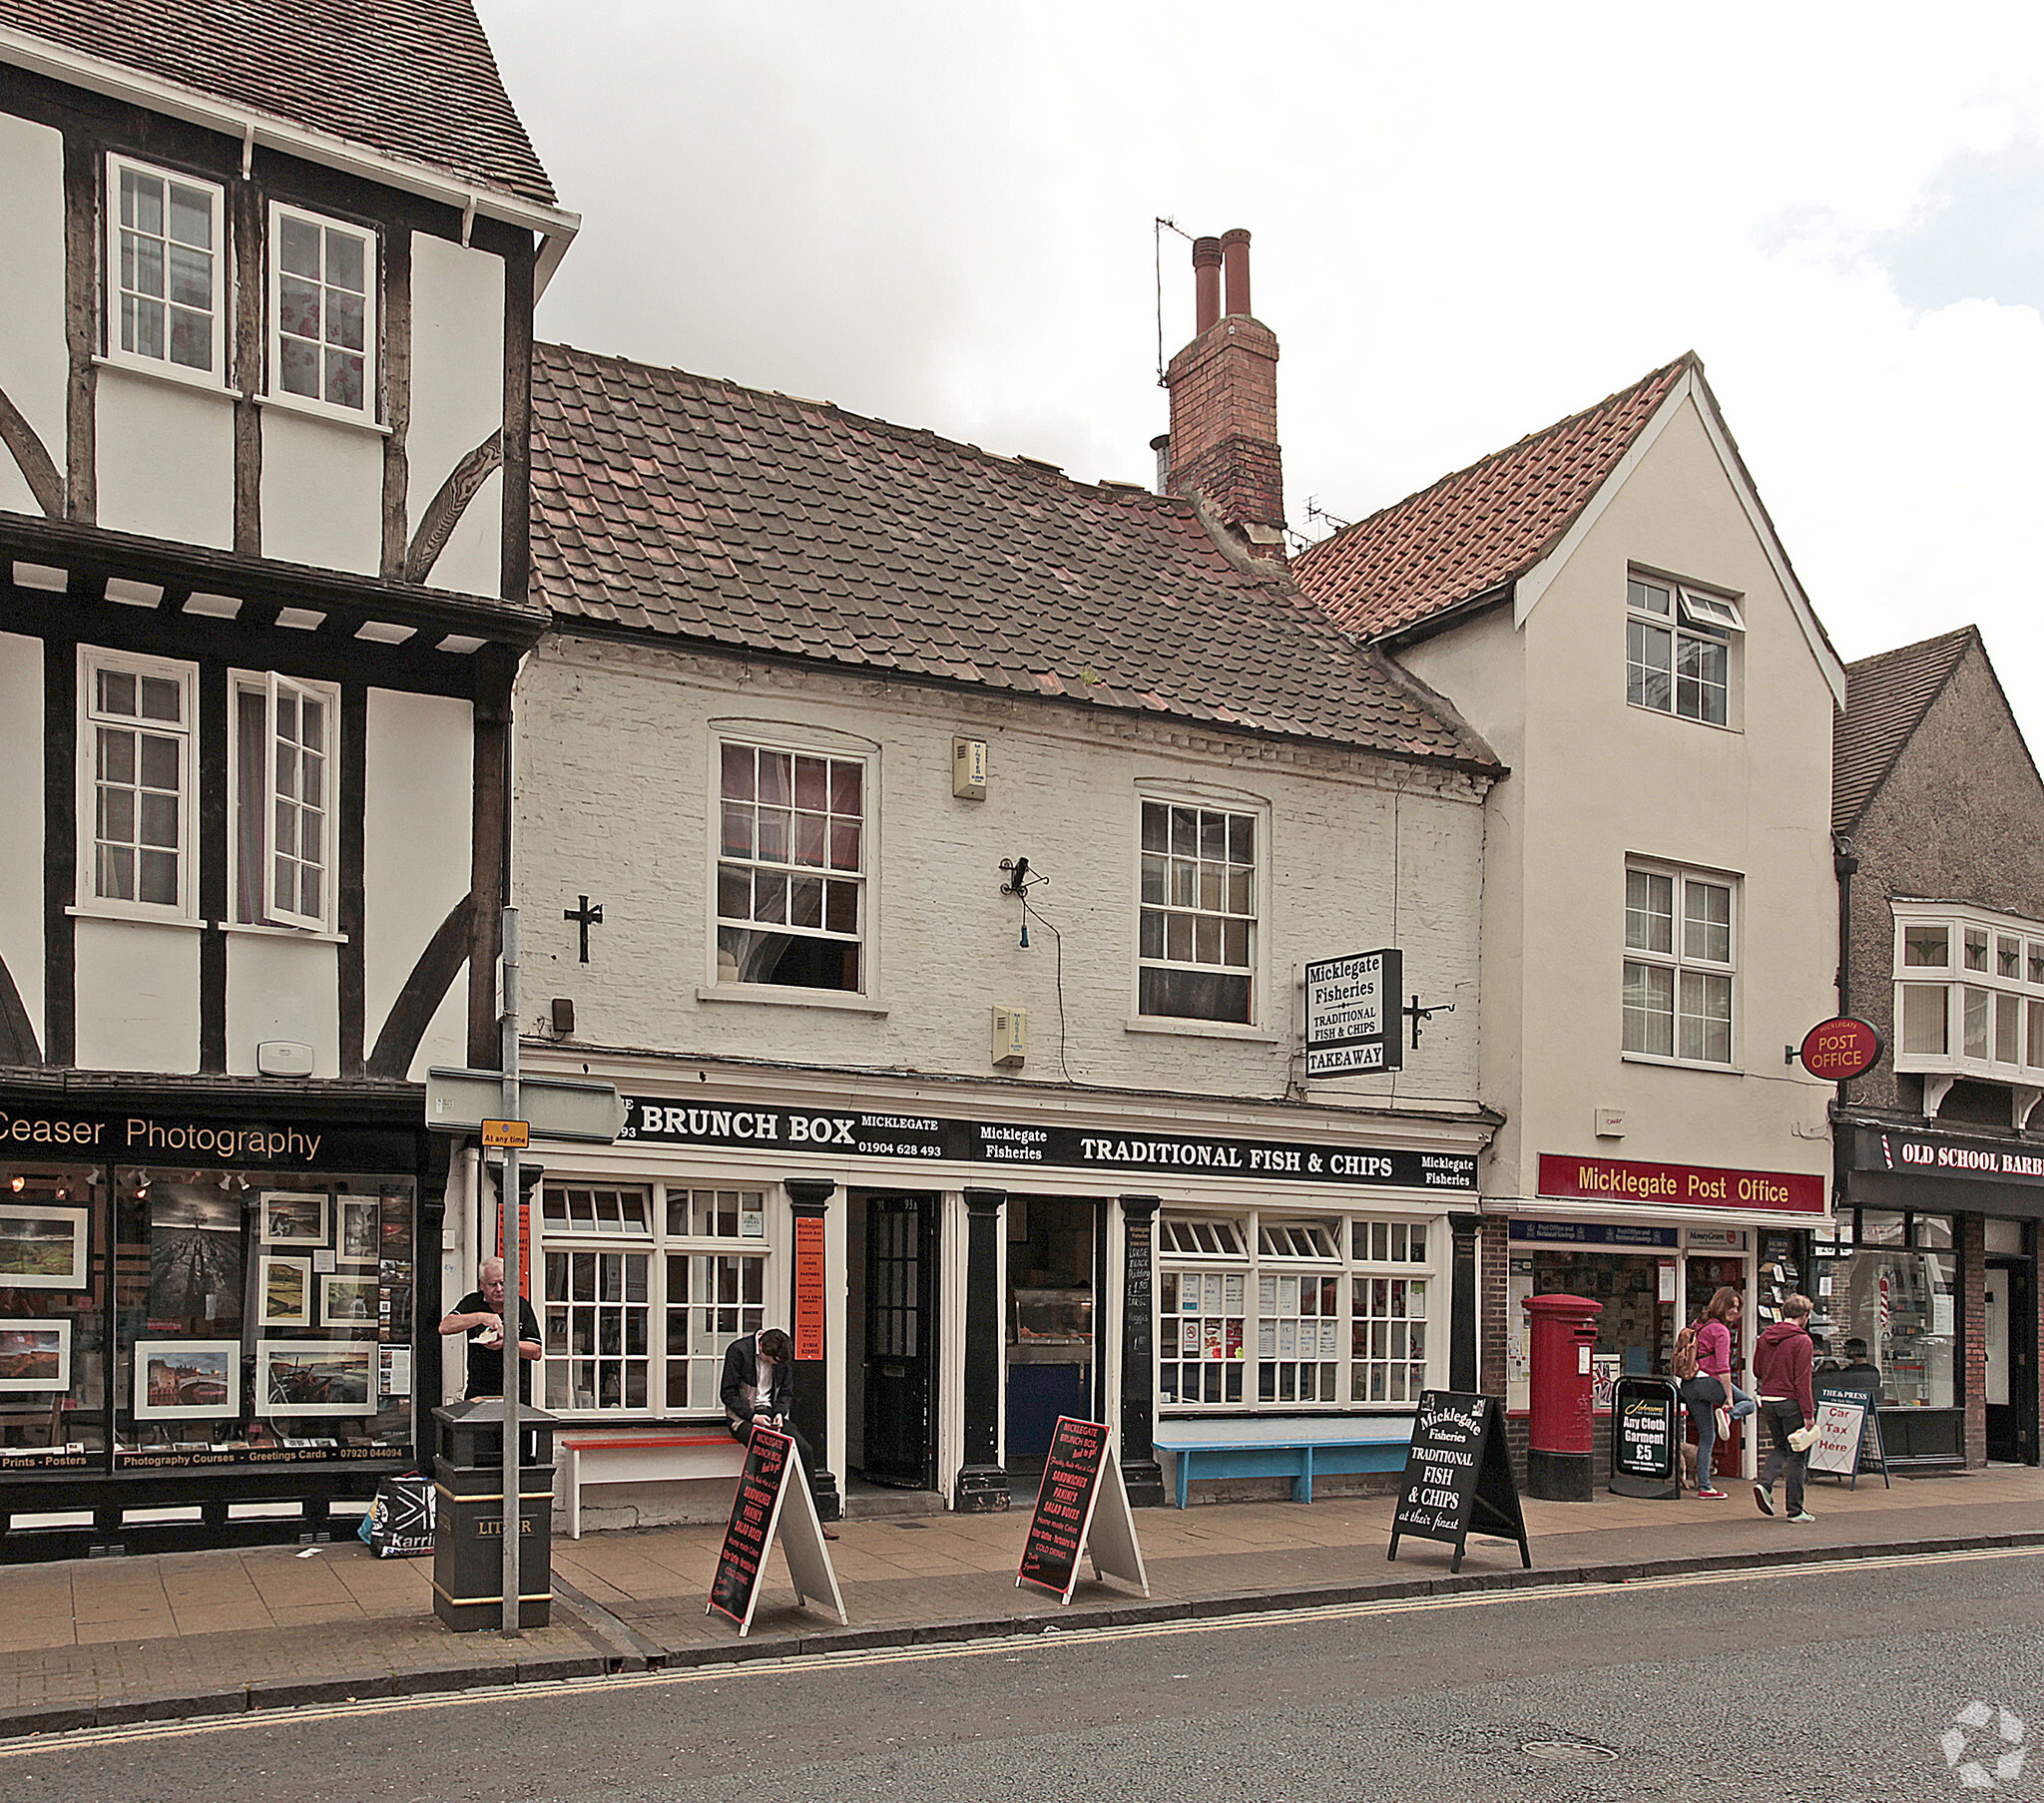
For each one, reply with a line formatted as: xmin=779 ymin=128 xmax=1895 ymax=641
xmin=857 ymin=1193 xmax=939 ymax=1489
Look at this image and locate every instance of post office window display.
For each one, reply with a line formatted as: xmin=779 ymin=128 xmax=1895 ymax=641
xmin=539 ymin=1182 xmax=770 ymax=1415
xmin=716 ymin=741 xmax=866 ymax=992
xmin=0 ymin=1163 xmax=108 ymax=1466
xmin=1158 ymin=1210 xmax=1439 ymax=1412
xmin=112 ymin=1172 xmax=414 ymax=1463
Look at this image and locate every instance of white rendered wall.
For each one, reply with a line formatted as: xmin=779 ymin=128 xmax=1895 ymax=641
xmin=95 ymin=370 xmax=235 ymax=548
xmin=515 ymin=639 xmax=1489 ymax=1109
xmin=73 ymin=919 xmax=200 ymax=1073
xmin=258 ymin=407 xmax=382 ymax=575
xmin=1406 ymin=393 xmax=1836 ymax=1200
xmin=225 ymin=933 xmax=338 ymax=1076
xmin=424 ymin=466 xmax=501 ymax=597
xmin=406 ymin=233 xmax=503 ymax=597
xmin=362 ymin=687 xmax=472 ymax=1064
xmin=0 ymin=635 xmax=43 ymax=1048
xmin=0 ymin=113 xmax=67 ymax=514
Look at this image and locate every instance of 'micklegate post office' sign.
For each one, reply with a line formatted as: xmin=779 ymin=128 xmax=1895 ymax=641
xmin=624 ymin=1100 xmax=1476 ymax=1191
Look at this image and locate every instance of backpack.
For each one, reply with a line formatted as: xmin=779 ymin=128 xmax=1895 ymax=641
xmin=1673 ymin=1321 xmax=1702 ymax=1383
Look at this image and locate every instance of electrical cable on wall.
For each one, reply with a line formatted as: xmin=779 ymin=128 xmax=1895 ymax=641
xmin=1000 ymin=857 xmax=1078 ymax=1084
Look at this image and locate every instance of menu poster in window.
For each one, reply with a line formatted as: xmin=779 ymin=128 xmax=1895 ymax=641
xmin=1388 ymin=1390 xmax=1531 ymax=1574
xmin=707 ymin=1425 xmax=845 ymax=1636
xmin=794 ymin=1214 xmax=826 ymax=1362
xmin=1017 ymin=1415 xmax=1149 ymax=1604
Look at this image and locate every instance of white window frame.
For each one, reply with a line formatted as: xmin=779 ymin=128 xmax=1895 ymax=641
xmin=105 ymin=154 xmax=228 ymax=387
xmin=231 ymin=670 xmax=339 ymax=933
xmin=76 ymin=648 xmax=198 ymax=922
xmin=265 ymin=202 xmax=378 ymax=422
xmin=1622 ymin=859 xmax=1739 ymax=1068
xmin=1625 ymin=573 xmax=1744 ymax=728
xmin=1892 ymin=901 xmax=2044 ymax=1095
xmin=1157 ymin=1206 xmax=1438 ymax=1415
xmin=709 ymin=726 xmax=876 ymax=999
xmin=1133 ymin=786 xmax=1269 ymax=1030
xmin=537 ymin=1177 xmax=777 ymax=1421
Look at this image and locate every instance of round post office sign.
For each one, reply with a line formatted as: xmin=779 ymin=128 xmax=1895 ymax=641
xmin=1799 ymin=1017 xmax=1882 ymax=1082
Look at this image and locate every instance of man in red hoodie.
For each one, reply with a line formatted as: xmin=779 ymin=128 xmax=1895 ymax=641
xmin=1752 ymin=1294 xmax=1817 ymax=1522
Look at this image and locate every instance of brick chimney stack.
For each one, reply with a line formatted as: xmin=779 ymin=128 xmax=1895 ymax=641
xmin=1164 ymin=226 xmax=1284 ymax=561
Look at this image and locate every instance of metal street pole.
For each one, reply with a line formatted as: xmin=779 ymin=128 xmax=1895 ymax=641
xmin=499 ymin=905 xmax=521 ymax=1634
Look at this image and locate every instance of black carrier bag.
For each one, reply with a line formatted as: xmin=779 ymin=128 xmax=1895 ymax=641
xmin=365 ymin=1473 xmax=435 ymax=1558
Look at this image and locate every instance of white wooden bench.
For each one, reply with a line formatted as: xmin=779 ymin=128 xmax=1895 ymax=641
xmin=557 ymin=1430 xmax=746 ymax=1538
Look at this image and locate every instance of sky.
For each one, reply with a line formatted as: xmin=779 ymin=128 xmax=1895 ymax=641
xmin=480 ymin=0 xmax=2044 ymax=746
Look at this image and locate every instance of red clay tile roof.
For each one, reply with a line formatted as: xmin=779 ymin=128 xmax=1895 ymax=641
xmin=1833 ymin=627 xmax=1977 ymax=834
xmin=0 ymin=0 xmax=554 ymax=205
xmin=1292 ymin=355 xmax=1693 ymax=640
xmin=529 ymin=343 xmax=1496 ymax=766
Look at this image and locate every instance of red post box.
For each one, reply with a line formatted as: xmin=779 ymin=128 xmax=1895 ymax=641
xmin=1522 ymin=1292 xmax=1603 ymax=1502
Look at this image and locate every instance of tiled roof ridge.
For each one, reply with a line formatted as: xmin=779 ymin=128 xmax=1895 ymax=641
xmin=1311 ymin=351 xmax=1695 ymax=565
xmin=536 ymin=340 xmax=1197 ymax=515
xmin=1833 ymin=624 xmax=1981 ymax=835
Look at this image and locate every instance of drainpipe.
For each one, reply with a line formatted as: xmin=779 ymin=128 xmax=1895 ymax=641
xmin=1832 ymin=832 xmax=1859 ymax=1218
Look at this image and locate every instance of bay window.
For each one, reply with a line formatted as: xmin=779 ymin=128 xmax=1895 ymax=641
xmin=1893 ymin=903 xmax=2044 ymax=1107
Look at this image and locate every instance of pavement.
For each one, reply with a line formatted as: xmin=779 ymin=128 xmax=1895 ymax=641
xmin=0 ymin=1464 xmax=2039 ymax=1740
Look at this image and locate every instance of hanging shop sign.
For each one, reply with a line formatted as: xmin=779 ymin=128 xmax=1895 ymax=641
xmin=624 ymin=1100 xmax=1477 ymax=1191
xmin=1509 ymin=1220 xmax=1680 ymax=1250
xmin=1303 ymin=949 xmax=1404 ymax=1078
xmin=1537 ymin=1153 xmax=1824 ymax=1215
xmin=1797 ymin=1018 xmax=1882 ymax=1083
xmin=1388 ymin=1391 xmax=1530 ymax=1574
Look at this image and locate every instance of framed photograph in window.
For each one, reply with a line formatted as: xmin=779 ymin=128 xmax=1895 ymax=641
xmin=0 ymin=1204 xmax=90 ymax=1289
xmin=134 ymin=1338 xmax=240 ymax=1420
xmin=334 ymin=1196 xmax=378 ymax=1266
xmin=259 ymin=1191 xmax=327 ymax=1247
xmin=258 ymin=1254 xmax=313 ymax=1327
xmin=0 ymin=1319 xmax=70 ymax=1391
xmin=319 ymin=1273 xmax=378 ymax=1326
xmin=256 ymin=1340 xmax=376 ymax=1417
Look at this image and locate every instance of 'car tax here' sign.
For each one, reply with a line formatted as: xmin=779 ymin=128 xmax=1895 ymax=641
xmin=1304 ymin=949 xmax=1403 ymax=1077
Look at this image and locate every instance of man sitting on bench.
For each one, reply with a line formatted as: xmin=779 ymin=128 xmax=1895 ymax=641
xmin=722 ymin=1326 xmax=836 ymax=1539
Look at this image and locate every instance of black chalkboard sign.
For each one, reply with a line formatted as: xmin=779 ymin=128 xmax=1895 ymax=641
xmin=1609 ymin=1376 xmax=1681 ymax=1499
xmin=1019 ymin=1416 xmax=1110 ymax=1599
xmin=708 ymin=1426 xmax=791 ymax=1631
xmin=1388 ymin=1390 xmax=1530 ymax=1574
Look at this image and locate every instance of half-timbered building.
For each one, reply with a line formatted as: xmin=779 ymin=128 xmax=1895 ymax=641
xmin=0 ymin=0 xmax=574 ymax=1554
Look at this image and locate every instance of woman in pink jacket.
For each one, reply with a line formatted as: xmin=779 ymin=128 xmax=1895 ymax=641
xmin=1691 ymin=1286 xmax=1759 ymax=1499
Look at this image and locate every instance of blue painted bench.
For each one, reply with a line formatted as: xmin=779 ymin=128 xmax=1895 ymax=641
xmin=1153 ymin=1419 xmax=1414 ymax=1508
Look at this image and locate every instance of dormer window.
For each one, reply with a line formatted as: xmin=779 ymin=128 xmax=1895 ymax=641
xmin=107 ymin=156 xmax=226 ymax=383
xmin=1626 ymin=575 xmax=1745 ymax=726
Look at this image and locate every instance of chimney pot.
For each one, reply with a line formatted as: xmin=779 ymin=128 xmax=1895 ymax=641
xmin=1221 ymin=227 xmax=1251 ymax=317
xmin=1193 ymin=235 xmax=1223 ymax=334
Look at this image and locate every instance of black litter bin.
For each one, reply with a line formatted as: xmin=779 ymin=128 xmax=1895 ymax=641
xmin=431 ymin=1397 xmax=557 ymax=1630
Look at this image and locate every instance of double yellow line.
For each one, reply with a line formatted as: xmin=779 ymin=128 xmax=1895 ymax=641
xmin=9 ymin=1543 xmax=2038 ymax=1757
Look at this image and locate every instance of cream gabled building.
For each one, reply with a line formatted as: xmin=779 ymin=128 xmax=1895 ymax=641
xmin=1295 ymin=355 xmax=1845 ymax=1473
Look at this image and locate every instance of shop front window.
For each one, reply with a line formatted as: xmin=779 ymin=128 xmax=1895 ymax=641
xmin=539 ymin=1181 xmax=770 ymax=1417
xmin=114 ymin=1170 xmax=415 ymax=1466
xmin=1158 ymin=1210 xmax=1439 ymax=1412
xmin=0 ymin=1163 xmax=108 ymax=1469
xmin=1811 ymin=1211 xmax=1957 ymax=1410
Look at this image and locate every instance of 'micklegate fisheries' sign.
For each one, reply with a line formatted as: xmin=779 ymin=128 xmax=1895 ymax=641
xmin=624 ymin=1101 xmax=1476 ymax=1191
xmin=1388 ymin=1391 xmax=1530 ymax=1574
xmin=1304 ymin=949 xmax=1403 ymax=1078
